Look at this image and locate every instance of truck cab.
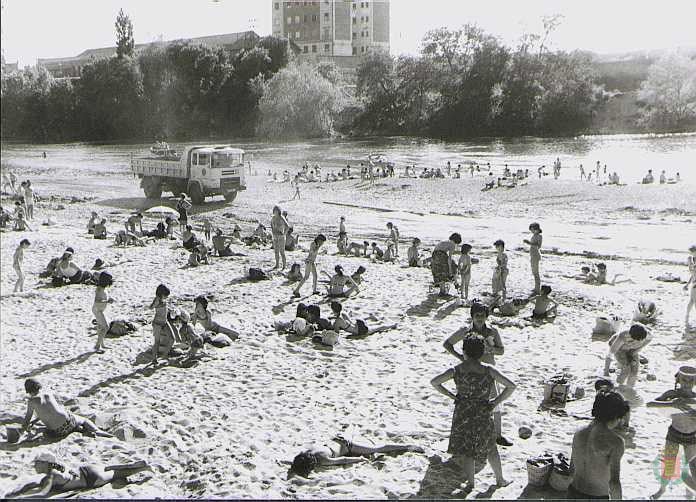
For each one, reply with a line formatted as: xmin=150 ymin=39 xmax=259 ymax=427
xmin=186 ymin=146 xmax=247 ymax=203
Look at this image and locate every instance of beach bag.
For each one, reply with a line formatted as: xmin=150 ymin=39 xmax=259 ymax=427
xmin=107 ymin=320 xmax=136 ymax=337
xmin=208 ymin=334 xmax=231 ymax=348
xmin=526 ymin=456 xmax=553 ymax=487
xmin=543 ymin=374 xmax=571 ymax=405
xmin=592 ymin=315 xmax=620 ymax=336
xmin=248 ymin=267 xmax=269 ymax=281
xmin=548 ymin=453 xmax=572 ymax=491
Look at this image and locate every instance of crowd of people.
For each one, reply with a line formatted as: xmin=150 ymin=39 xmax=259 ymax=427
xmin=2 ymin=160 xmax=695 ymax=499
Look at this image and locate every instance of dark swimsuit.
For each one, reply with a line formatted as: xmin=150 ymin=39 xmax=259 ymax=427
xmin=667 ymin=425 xmax=696 ymax=445
xmin=78 ymin=465 xmax=100 ymax=488
xmin=566 ymin=484 xmax=609 ymax=499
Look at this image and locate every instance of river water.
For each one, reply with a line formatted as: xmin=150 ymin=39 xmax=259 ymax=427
xmin=2 ymin=132 xmax=696 ymax=184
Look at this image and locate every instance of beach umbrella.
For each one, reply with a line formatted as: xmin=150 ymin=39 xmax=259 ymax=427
xmin=144 ymin=205 xmax=178 ymax=219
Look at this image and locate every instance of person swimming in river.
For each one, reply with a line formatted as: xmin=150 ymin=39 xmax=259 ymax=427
xmin=288 ymin=434 xmax=423 ymax=478
xmin=4 ymin=452 xmax=150 ymax=498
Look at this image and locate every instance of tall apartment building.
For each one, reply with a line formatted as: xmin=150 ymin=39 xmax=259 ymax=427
xmin=272 ymin=0 xmax=389 ymax=68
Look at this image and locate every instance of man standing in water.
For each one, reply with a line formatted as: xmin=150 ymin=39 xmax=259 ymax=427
xmin=567 ymin=390 xmax=628 ymax=499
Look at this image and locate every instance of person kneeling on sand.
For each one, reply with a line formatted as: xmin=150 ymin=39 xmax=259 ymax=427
xmin=604 ymin=323 xmax=652 ymax=388
xmin=192 ymin=295 xmax=239 ymax=340
xmin=4 ymin=452 xmax=150 ymax=498
xmin=567 ymin=390 xmax=629 ymax=499
xmin=288 ymin=434 xmax=423 ymax=478
xmin=20 ymin=378 xmax=113 ymax=440
xmin=648 ymin=365 xmax=696 ymax=499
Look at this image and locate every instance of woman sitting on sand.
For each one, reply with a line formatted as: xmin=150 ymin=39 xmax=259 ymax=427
xmin=55 ymin=251 xmax=93 ymax=285
xmin=431 ymin=335 xmax=515 ymax=494
xmin=86 ymin=212 xmax=99 ymax=234
xmin=192 ymin=295 xmax=239 ymax=340
xmin=182 ymin=225 xmax=198 ymax=251
xmin=330 ymin=301 xmax=396 ymax=337
xmin=323 ymin=265 xmax=360 ymax=298
xmin=289 ymin=434 xmax=423 ymax=478
xmin=93 ymin=219 xmax=107 ymax=239
xmin=4 ymin=452 xmax=150 ymax=499
xmin=648 ymin=365 xmax=696 ymax=499
xmin=431 ymin=233 xmax=462 ymax=295
xmin=285 ymin=227 xmax=299 ymax=252
xmin=287 ymin=263 xmax=303 ymax=283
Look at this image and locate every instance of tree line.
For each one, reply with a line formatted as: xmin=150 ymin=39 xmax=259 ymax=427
xmin=1 ymin=13 xmax=694 ymax=142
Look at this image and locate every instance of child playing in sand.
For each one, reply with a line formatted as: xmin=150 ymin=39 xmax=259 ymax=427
xmin=386 ymin=222 xmax=400 ymax=257
xmin=492 ymin=240 xmax=509 ymax=302
xmin=293 ymin=234 xmax=326 ymax=297
xmin=458 ymin=243 xmax=472 ymax=302
xmin=330 ymin=301 xmax=397 ymax=337
xmin=93 ymin=219 xmax=107 ymax=239
xmin=92 ymin=271 xmax=113 ymax=353
xmin=686 ymin=245 xmax=696 ymax=329
xmin=192 ymin=295 xmax=240 ymax=340
xmin=529 ymin=285 xmax=558 ymax=319
xmin=523 ymin=223 xmax=543 ymax=294
xmin=382 ymin=241 xmax=396 ymax=262
xmin=408 ymin=238 xmax=422 ymax=267
xmin=150 ymin=284 xmax=176 ymax=361
xmin=287 ymin=263 xmax=303 ymax=283
xmin=87 ymin=212 xmax=99 ymax=234
xmin=337 ymin=231 xmax=348 ymax=254
xmin=370 ymin=242 xmax=384 ymax=261
xmin=13 ymin=201 xmax=32 ymax=231
xmin=347 ymin=240 xmax=368 ymax=257
xmin=586 ymin=262 xmax=632 ymax=285
xmin=351 ymin=265 xmax=366 ymax=285
xmin=13 ymin=239 xmax=30 ymax=293
xmin=604 ymin=323 xmax=652 ymax=388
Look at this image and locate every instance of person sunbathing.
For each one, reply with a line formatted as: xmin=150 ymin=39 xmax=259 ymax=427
xmin=585 ymin=263 xmax=632 ymax=285
xmin=114 ymin=230 xmax=147 ymax=247
xmin=4 ymin=452 xmax=150 ymax=498
xmin=330 ymin=301 xmax=397 ymax=337
xmin=288 ymin=434 xmax=423 ymax=478
xmin=529 ymin=285 xmax=558 ymax=319
xmin=192 ymin=295 xmax=239 ymax=340
xmin=20 ymin=379 xmax=112 ymax=440
xmin=55 ymin=251 xmax=94 ymax=285
xmin=323 ymin=265 xmax=360 ymax=298
xmin=212 ymin=228 xmax=234 ymax=257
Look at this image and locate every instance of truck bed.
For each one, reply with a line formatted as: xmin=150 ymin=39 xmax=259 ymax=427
xmin=131 ymin=158 xmax=187 ymax=178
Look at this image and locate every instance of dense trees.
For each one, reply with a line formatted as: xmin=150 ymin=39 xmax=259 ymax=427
xmin=639 ymin=53 xmax=696 ymax=130
xmin=115 ymin=9 xmax=135 ymax=59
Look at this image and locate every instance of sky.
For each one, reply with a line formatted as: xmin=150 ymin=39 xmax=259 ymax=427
xmin=2 ymin=0 xmax=696 ymax=67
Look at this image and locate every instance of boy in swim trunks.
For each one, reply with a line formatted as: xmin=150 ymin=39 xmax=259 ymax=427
xmin=13 ymin=238 xmax=30 ymax=293
xmin=530 ymin=285 xmax=558 ymax=319
xmin=408 ymin=238 xmax=422 ymax=267
xmin=604 ymin=324 xmax=652 ymax=388
xmin=21 ymin=379 xmax=112 ymax=439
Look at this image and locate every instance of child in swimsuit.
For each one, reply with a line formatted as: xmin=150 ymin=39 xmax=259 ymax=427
xmin=383 ymin=241 xmax=396 ymax=262
xmin=203 ymin=219 xmax=212 ymax=241
xmin=523 ymin=223 xmax=542 ymax=294
xmin=92 ymin=271 xmax=113 ymax=353
xmin=605 ymin=324 xmax=652 ymax=388
xmin=408 ymin=238 xmax=422 ymax=267
xmin=287 ymin=263 xmax=303 ymax=283
xmin=87 ymin=212 xmax=99 ymax=234
xmin=386 ymin=222 xmax=400 ymax=257
xmin=492 ymin=239 xmax=509 ymax=302
xmin=530 ymin=285 xmax=558 ymax=319
xmin=150 ymin=284 xmax=175 ymax=361
xmin=458 ymin=243 xmax=472 ymax=301
xmin=293 ymin=234 xmax=326 ymax=297
xmin=192 ymin=295 xmax=240 ymax=340
xmin=325 ymin=265 xmax=360 ymax=297
xmin=13 ymin=238 xmax=30 ymax=293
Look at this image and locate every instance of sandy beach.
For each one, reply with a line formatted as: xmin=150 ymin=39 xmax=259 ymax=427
xmin=1 ymin=145 xmax=695 ymax=499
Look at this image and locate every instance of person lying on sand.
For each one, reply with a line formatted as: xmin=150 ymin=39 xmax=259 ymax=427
xmin=288 ymin=435 xmax=423 ymax=478
xmin=4 ymin=452 xmax=150 ymax=499
xmin=329 ymin=301 xmax=397 ymax=337
xmin=567 ymin=390 xmax=629 ymax=500
xmin=19 ymin=379 xmax=113 ymax=440
xmin=584 ymin=263 xmax=633 ymax=285
xmin=322 ymin=265 xmax=360 ymax=298
xmin=529 ymin=285 xmax=558 ymax=320
xmin=604 ymin=323 xmax=652 ymax=388
xmin=114 ymin=230 xmax=147 ymax=247
xmin=192 ymin=295 xmax=239 ymax=340
xmin=647 ymin=366 xmax=696 ymax=499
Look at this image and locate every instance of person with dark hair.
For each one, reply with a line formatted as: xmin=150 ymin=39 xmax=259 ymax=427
xmin=19 ymin=379 xmax=112 ymax=440
xmin=458 ymin=243 xmax=473 ymax=302
xmin=4 ymin=452 xmax=150 ymax=498
xmin=330 ymin=301 xmax=396 ymax=337
xmin=125 ymin=212 xmax=143 ymax=235
xmin=491 ymin=240 xmax=508 ymax=302
xmin=13 ymin=238 xmax=30 ymax=293
xmin=443 ymin=302 xmax=511 ymax=447
xmin=92 ymin=271 xmax=114 ymax=353
xmin=324 ymin=265 xmax=360 ymax=298
xmin=212 ymin=228 xmax=233 ymax=257
xmin=431 ymin=233 xmax=462 ymax=296
xmin=604 ymin=323 xmax=652 ymax=388
xmin=287 ymin=263 xmax=302 ymax=283
xmin=351 ymin=266 xmax=366 ymax=285
xmin=182 ymin=225 xmax=198 ymax=251
xmin=407 ymin=238 xmax=422 ymax=267
xmin=431 ymin=335 xmax=515 ymax=493
xmin=647 ymin=366 xmax=696 ymax=499
xmin=93 ymin=218 xmax=107 ymax=239
xmin=567 ymin=391 xmax=629 ymax=499
xmin=150 ymin=284 xmax=176 ymax=361
xmin=56 ymin=251 xmax=93 ymax=285
xmin=293 ymin=234 xmax=326 ymax=298
xmin=192 ymin=295 xmax=239 ymax=339
xmin=288 ymin=434 xmax=423 ymax=478
xmin=271 ymin=206 xmax=290 ymax=270
xmin=176 ymin=194 xmax=192 ymax=234
xmin=529 ymin=285 xmax=558 ymax=319
xmin=523 ymin=223 xmax=543 ymax=294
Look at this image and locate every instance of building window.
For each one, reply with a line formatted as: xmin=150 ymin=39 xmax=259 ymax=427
xmin=312 ymin=14 xmax=317 ymax=21
xmin=352 ymin=17 xmax=356 ymax=24
xmin=352 ymin=2 xmax=357 ymax=10
xmin=275 ymin=2 xmax=279 ymax=10
xmin=365 ymin=16 xmax=369 ymax=22
xmin=324 ymin=44 xmax=330 ymax=52
xmin=361 ymin=46 xmax=365 ymax=53
xmin=303 ymin=46 xmax=308 ymax=53
xmin=296 ymin=31 xmax=301 ymax=38
xmin=324 ymin=12 xmax=329 ymax=20
xmin=295 ymin=15 xmax=300 ymax=23
xmin=304 ymin=14 xmax=308 ymax=22
xmin=312 ymin=45 xmax=317 ymax=53
xmin=287 ymin=16 xmax=292 ymax=24
xmin=365 ymin=1 xmax=369 ymax=6
xmin=352 ymin=32 xmax=357 ymax=39
xmin=352 ymin=47 xmax=357 ymax=55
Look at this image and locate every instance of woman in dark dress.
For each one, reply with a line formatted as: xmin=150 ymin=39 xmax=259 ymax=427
xmin=431 ymin=335 xmax=516 ymax=493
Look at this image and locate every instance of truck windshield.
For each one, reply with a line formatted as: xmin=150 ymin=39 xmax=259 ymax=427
xmin=213 ymin=152 xmax=242 ymax=168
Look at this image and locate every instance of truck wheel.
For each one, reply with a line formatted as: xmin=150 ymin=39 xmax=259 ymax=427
xmin=189 ymin=183 xmax=205 ymax=205
xmin=142 ymin=177 xmax=162 ymax=199
xmin=223 ymin=191 xmax=237 ymax=203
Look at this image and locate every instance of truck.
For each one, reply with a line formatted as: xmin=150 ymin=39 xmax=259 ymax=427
xmin=130 ymin=145 xmax=249 ymax=205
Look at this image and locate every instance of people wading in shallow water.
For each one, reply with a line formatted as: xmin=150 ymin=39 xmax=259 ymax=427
xmin=431 ymin=334 xmax=515 ymax=493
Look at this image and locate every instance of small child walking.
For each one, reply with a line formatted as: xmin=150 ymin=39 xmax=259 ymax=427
xmin=150 ymin=284 xmax=175 ymax=361
xmin=203 ymin=219 xmax=213 ymax=241
xmin=386 ymin=222 xmax=400 ymax=257
xmin=458 ymin=243 xmax=472 ymax=301
xmin=492 ymin=239 xmax=509 ymax=302
xmin=292 ymin=176 xmax=301 ymax=200
xmin=92 ymin=271 xmax=114 ymax=353
xmin=13 ymin=239 xmax=30 ymax=293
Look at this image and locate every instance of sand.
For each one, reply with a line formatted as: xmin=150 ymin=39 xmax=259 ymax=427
xmin=1 ymin=164 xmax=695 ymax=499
